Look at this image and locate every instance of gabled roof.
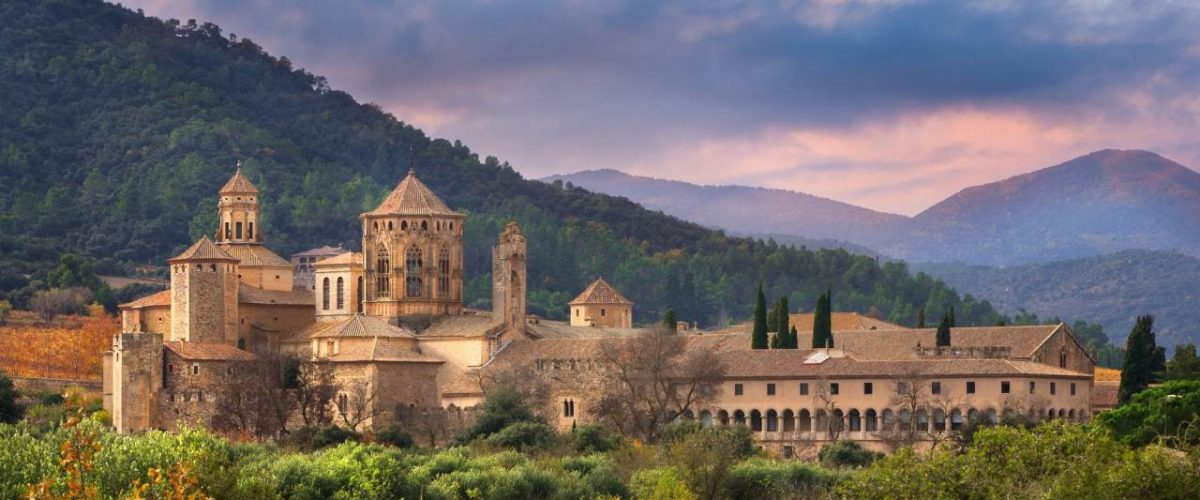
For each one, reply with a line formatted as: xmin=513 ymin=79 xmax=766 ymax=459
xmin=569 ymin=278 xmax=633 ymax=305
xmin=219 ymin=243 xmax=291 ymax=267
xmin=219 ymin=168 xmax=258 ymax=194
xmin=795 ymin=325 xmax=1062 ymax=360
xmin=367 ymin=170 xmax=459 ymax=217
xmin=119 ymin=289 xmax=171 ymax=309
xmin=292 ymin=245 xmax=348 ymax=258
xmin=314 ymin=251 xmax=363 ymax=267
xmin=165 ymin=341 xmax=255 ymax=361
xmin=170 ymin=236 xmax=237 ymax=262
xmin=237 ymin=284 xmax=314 ymax=306
xmin=789 ymin=312 xmax=904 ymax=332
xmin=307 ymin=315 xmax=417 ymax=339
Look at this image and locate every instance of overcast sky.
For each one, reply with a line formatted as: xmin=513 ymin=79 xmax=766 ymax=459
xmin=123 ymin=0 xmax=1200 ymax=215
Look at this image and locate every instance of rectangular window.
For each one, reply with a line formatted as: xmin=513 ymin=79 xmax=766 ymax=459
xmin=800 ymin=383 xmax=809 ymax=396
xmin=1070 ymin=383 xmax=1076 ymax=396
xmin=1030 ymin=381 xmax=1036 ymax=394
xmin=1001 ymin=381 xmax=1010 ymax=394
xmin=931 ymin=381 xmax=942 ymax=394
xmin=830 ymin=383 xmax=840 ymax=395
xmin=966 ymin=381 xmax=976 ymax=394
xmin=248 ymin=222 xmax=254 ymax=240
xmin=864 ymin=382 xmax=873 ymax=395
xmin=1050 ymin=382 xmax=1057 ymax=395
xmin=766 ymin=383 xmax=776 ymax=396
xmin=235 ymin=222 xmax=243 ymax=239
xmin=224 ymin=222 xmax=231 ymax=239
xmin=734 ymin=383 xmax=743 ymax=396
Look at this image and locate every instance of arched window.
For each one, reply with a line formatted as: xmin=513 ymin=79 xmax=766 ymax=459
xmin=406 ymin=245 xmax=423 ymax=298
xmin=1059 ymin=349 xmax=1067 ymax=368
xmin=322 ymin=278 xmax=330 ymax=310
xmin=388 ymin=221 xmax=393 ymax=231
xmin=376 ymin=246 xmax=390 ymax=296
xmin=421 ymin=220 xmax=428 ymax=231
xmin=336 ymin=277 xmax=344 ymax=309
xmin=438 ymin=248 xmax=450 ymax=298
xmin=401 ymin=221 xmax=408 ymax=230
xmin=849 ymin=409 xmax=862 ymax=432
xmin=357 ymin=276 xmax=364 ymax=312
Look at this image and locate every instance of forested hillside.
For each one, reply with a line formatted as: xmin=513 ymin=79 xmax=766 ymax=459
xmin=0 ymin=0 xmax=1003 ymax=327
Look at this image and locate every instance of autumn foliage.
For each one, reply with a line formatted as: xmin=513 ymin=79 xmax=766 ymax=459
xmin=0 ymin=310 xmax=116 ymax=381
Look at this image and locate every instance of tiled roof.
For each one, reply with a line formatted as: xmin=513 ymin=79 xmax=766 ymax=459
xmin=291 ymin=245 xmax=348 ymax=258
xmin=219 ymin=243 xmax=292 ymax=267
xmin=442 ymin=369 xmax=483 ymax=396
xmin=710 ymin=312 xmax=906 ymax=336
xmin=119 ymin=289 xmax=171 ymax=309
xmin=525 ymin=320 xmax=644 ymax=339
xmin=313 ymin=251 xmax=362 ymax=267
xmin=219 ymin=168 xmax=258 ymax=194
xmin=367 ymin=170 xmax=459 ymax=217
xmin=306 ymin=315 xmax=417 ymax=339
xmin=420 ymin=315 xmax=503 ymax=338
xmin=170 ymin=236 xmax=237 ymax=262
xmin=1091 ymin=382 xmax=1120 ymax=410
xmin=569 ymin=278 xmax=633 ymax=305
xmin=237 ymin=284 xmax=314 ymax=306
xmin=165 ymin=341 xmax=255 ymax=361
xmin=772 ymin=325 xmax=1061 ymax=360
xmin=325 ymin=339 xmax=443 ymax=363
xmin=713 ymin=350 xmax=1092 ymax=379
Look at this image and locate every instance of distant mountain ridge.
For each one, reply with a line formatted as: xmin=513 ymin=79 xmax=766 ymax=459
xmin=548 ymin=150 xmax=1200 ymax=266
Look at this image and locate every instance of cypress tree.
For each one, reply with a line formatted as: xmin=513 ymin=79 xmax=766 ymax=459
xmin=812 ymin=292 xmax=833 ymax=348
xmin=1119 ymin=315 xmax=1158 ymax=404
xmin=789 ymin=325 xmax=799 ymax=349
xmin=948 ymin=306 xmax=956 ymax=328
xmin=936 ymin=312 xmax=951 ymax=347
xmin=777 ymin=296 xmax=791 ymax=349
xmin=916 ymin=307 xmax=926 ymax=329
xmin=752 ymin=282 xmax=768 ymax=349
xmin=662 ymin=309 xmax=677 ymax=331
xmin=766 ymin=301 xmax=779 ymax=334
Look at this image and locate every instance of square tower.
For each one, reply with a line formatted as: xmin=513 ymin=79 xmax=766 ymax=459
xmin=168 ymin=236 xmax=240 ymax=344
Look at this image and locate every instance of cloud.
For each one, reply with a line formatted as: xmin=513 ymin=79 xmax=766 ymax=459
xmin=118 ymin=0 xmax=1200 ymax=214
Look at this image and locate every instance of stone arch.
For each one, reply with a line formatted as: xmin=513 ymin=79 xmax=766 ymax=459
xmin=932 ymin=408 xmax=947 ymax=431
xmin=865 ymin=409 xmax=878 ymax=432
xmin=916 ymin=409 xmax=929 ymax=432
xmin=848 ymin=409 xmax=862 ymax=432
xmin=967 ymin=408 xmax=981 ymax=425
xmin=700 ymin=410 xmax=713 ymax=427
xmin=376 ymin=245 xmax=390 ymax=295
xmin=1067 ymin=409 xmax=1076 ymax=421
xmin=799 ymin=409 xmax=812 ymax=432
xmin=831 ymin=409 xmax=845 ymax=433
xmin=1046 ymin=408 xmax=1055 ymax=420
xmin=750 ymin=410 xmax=763 ymax=432
xmin=405 ymin=245 xmax=423 ymax=298
xmin=717 ymin=410 xmax=730 ymax=426
xmin=401 ymin=220 xmax=407 ymax=230
xmin=733 ymin=410 xmax=746 ymax=426
xmin=336 ymin=277 xmax=344 ymax=309
xmin=1058 ymin=409 xmax=1066 ymax=419
xmin=322 ymin=277 xmax=330 ymax=310
xmin=985 ymin=408 xmax=998 ymax=424
xmin=766 ymin=409 xmax=779 ymax=432
xmin=950 ymin=409 xmax=964 ymax=430
xmin=882 ymin=409 xmax=895 ymax=431
xmin=899 ymin=408 xmax=912 ymax=431
xmin=815 ymin=409 xmax=828 ymax=433
xmin=781 ymin=409 xmax=795 ymax=432
xmin=421 ymin=220 xmax=428 ymax=230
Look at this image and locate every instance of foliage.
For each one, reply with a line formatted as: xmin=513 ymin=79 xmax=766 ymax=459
xmin=0 ymin=373 xmax=22 ymax=424
xmin=0 ymin=312 xmax=117 ymax=380
xmin=818 ymin=440 xmax=881 ymax=469
xmin=722 ymin=458 xmax=839 ymax=500
xmin=281 ymin=425 xmax=361 ymax=451
xmin=456 ymin=385 xmax=537 ymax=444
xmin=936 ymin=311 xmax=951 ymax=347
xmin=752 ymin=282 xmax=768 ymax=349
xmin=30 ymin=288 xmax=93 ymax=322
xmin=1120 ymin=315 xmax=1160 ymax=404
xmin=811 ymin=290 xmax=833 ymax=348
xmin=1096 ymin=380 xmax=1200 ymax=448
xmin=0 ymin=300 xmax=10 ymax=326
xmin=662 ymin=309 xmax=677 ymax=331
xmin=630 ymin=467 xmax=696 ymax=500
xmin=662 ymin=424 xmax=756 ymax=500
xmin=570 ymin=424 xmax=620 ymax=454
xmin=1167 ymin=344 xmax=1200 ymax=380
xmin=375 ymin=424 xmax=415 ymax=449
xmin=485 ymin=422 xmax=559 ymax=452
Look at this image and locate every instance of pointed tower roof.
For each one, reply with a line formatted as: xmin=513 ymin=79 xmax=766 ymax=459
xmin=219 ymin=165 xmax=258 ymax=194
xmin=367 ymin=170 xmax=459 ymax=217
xmin=169 ymin=235 xmax=237 ymax=262
xmin=570 ymin=278 xmax=633 ymax=305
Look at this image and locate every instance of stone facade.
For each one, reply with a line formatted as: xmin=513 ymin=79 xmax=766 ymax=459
xmin=314 ymin=252 xmax=364 ymax=321
xmin=492 ymin=221 xmax=527 ymax=335
xmin=569 ymin=278 xmax=633 ymax=328
xmin=167 ymin=240 xmax=239 ymax=344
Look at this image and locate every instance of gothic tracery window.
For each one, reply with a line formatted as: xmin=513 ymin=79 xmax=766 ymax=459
xmin=438 ymin=248 xmax=450 ymax=298
xmin=376 ymin=246 xmax=390 ymax=296
xmin=406 ymin=245 xmax=423 ymax=298
xmin=336 ymin=277 xmax=344 ymax=309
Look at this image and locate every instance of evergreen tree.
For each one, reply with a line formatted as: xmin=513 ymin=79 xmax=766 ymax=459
xmin=916 ymin=307 xmax=926 ymax=329
xmin=936 ymin=312 xmax=951 ymax=347
xmin=777 ymin=296 xmax=791 ymax=349
xmin=1166 ymin=344 xmax=1200 ymax=380
xmin=662 ymin=309 xmax=677 ymax=331
xmin=1119 ymin=315 xmax=1159 ymax=404
xmin=0 ymin=373 xmax=23 ymax=424
xmin=770 ymin=331 xmax=781 ymax=349
xmin=1152 ymin=346 xmax=1167 ymax=379
xmin=789 ymin=325 xmax=799 ymax=349
xmin=948 ymin=306 xmax=956 ymax=328
xmin=812 ymin=293 xmax=832 ymax=348
xmin=751 ymin=282 xmax=768 ymax=349
xmin=766 ymin=302 xmax=779 ymax=334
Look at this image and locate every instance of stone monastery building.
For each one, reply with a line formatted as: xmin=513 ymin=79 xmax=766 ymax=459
xmin=104 ymin=168 xmax=1097 ymax=453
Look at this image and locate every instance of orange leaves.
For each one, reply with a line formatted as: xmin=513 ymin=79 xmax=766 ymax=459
xmin=0 ymin=311 xmax=117 ymax=381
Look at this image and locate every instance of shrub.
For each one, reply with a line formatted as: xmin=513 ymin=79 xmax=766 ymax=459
xmin=664 ymin=425 xmax=756 ymax=499
xmin=1096 ymin=379 xmax=1200 ymax=447
xmin=818 ymin=440 xmax=881 ymax=468
xmin=282 ymin=425 xmax=361 ymax=451
xmin=486 ymin=422 xmax=558 ymax=452
xmin=560 ymin=454 xmax=630 ymax=498
xmin=375 ymin=424 xmax=415 ymax=449
xmin=456 ymin=386 xmax=538 ymax=443
xmin=0 ymin=373 xmax=23 ymax=424
xmin=723 ymin=458 xmax=839 ymax=500
xmin=570 ymin=424 xmax=619 ymax=453
xmin=630 ymin=467 xmax=696 ymax=500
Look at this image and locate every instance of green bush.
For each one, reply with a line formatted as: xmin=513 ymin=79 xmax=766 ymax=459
xmin=486 ymin=422 xmax=559 ymax=452
xmin=560 ymin=454 xmax=630 ymax=498
xmin=723 ymin=458 xmax=840 ymax=500
xmin=0 ymin=374 xmax=23 ymax=425
xmin=456 ymin=386 xmax=538 ymax=443
xmin=0 ymin=424 xmax=54 ymax=499
xmin=1096 ymin=379 xmax=1200 ymax=447
xmin=630 ymin=467 xmax=696 ymax=500
xmin=570 ymin=424 xmax=619 ymax=453
xmin=376 ymin=424 xmax=415 ymax=449
xmin=818 ymin=440 xmax=882 ymax=468
xmin=282 ymin=425 xmax=360 ymax=451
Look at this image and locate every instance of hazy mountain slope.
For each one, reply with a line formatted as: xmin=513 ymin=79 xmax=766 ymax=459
xmin=915 ymin=250 xmax=1200 ymax=349
xmin=888 ymin=150 xmax=1200 ymax=265
xmin=542 ymin=169 xmax=904 ymax=246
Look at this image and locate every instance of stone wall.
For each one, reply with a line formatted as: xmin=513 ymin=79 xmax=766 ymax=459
xmin=1032 ymin=328 xmax=1095 ymax=375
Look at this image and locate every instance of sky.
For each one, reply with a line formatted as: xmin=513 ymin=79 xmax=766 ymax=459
xmin=123 ymin=0 xmax=1200 ymax=215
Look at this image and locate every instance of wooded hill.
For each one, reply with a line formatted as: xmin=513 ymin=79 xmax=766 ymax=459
xmin=0 ymin=0 xmax=1003 ymax=327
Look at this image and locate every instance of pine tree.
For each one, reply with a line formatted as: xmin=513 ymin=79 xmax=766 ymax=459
xmin=752 ymin=282 xmax=768 ymax=349
xmin=1166 ymin=344 xmax=1200 ymax=381
xmin=936 ymin=312 xmax=951 ymax=347
xmin=1119 ymin=315 xmax=1158 ymax=404
xmin=916 ymin=307 xmax=926 ymax=329
xmin=662 ymin=309 xmax=677 ymax=331
xmin=777 ymin=296 xmax=791 ymax=349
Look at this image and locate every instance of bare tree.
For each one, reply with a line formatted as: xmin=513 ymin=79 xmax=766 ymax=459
xmin=294 ymin=358 xmax=339 ymax=426
xmin=812 ymin=378 xmax=842 ymax=441
xmin=336 ymin=380 xmax=382 ymax=432
xmin=395 ymin=404 xmax=451 ymax=446
xmin=30 ymin=288 xmax=91 ymax=323
xmin=592 ymin=327 xmax=725 ymax=443
xmin=479 ymin=362 xmax=552 ymax=420
xmin=213 ymin=357 xmax=294 ymax=439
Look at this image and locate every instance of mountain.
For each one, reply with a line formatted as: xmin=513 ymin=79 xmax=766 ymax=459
xmin=542 ymin=169 xmax=903 ymax=250
xmin=887 ymin=149 xmax=1200 ymax=265
xmin=0 ymin=0 xmax=1003 ymax=329
xmin=914 ymin=250 xmax=1200 ymax=350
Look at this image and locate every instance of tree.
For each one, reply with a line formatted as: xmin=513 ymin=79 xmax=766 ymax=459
xmin=936 ymin=312 xmax=951 ymax=347
xmin=0 ymin=300 xmax=10 ymax=326
xmin=457 ymin=385 xmax=538 ymax=443
xmin=776 ymin=296 xmax=791 ymax=349
xmin=812 ymin=292 xmax=832 ymax=349
xmin=663 ymin=425 xmax=755 ymax=500
xmin=1166 ymin=344 xmax=1200 ymax=381
xmin=948 ymin=306 xmax=956 ymax=328
xmin=1097 ymin=379 xmax=1200 ymax=447
xmin=662 ymin=309 xmax=678 ymax=331
xmin=46 ymin=254 xmax=102 ymax=291
xmin=213 ymin=358 xmax=295 ymax=439
xmin=335 ymin=380 xmax=382 ymax=432
xmin=293 ymin=359 xmax=339 ymax=426
xmin=1119 ymin=315 xmax=1159 ymax=404
xmin=395 ymin=404 xmax=453 ymax=447
xmin=0 ymin=372 xmax=23 ymax=424
xmin=30 ymin=288 xmax=92 ymax=322
xmin=751 ymin=282 xmax=768 ymax=349
xmin=916 ymin=307 xmax=925 ymax=329
xmin=593 ymin=327 xmax=725 ymax=442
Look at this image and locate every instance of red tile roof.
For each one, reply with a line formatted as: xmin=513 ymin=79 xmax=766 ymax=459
xmin=170 ymin=236 xmax=237 ymax=262
xmin=367 ymin=170 xmax=460 ymax=217
xmin=569 ymin=278 xmax=633 ymax=305
xmin=165 ymin=341 xmax=255 ymax=361
xmin=219 ymin=168 xmax=258 ymax=194
xmin=119 ymin=289 xmax=171 ymax=309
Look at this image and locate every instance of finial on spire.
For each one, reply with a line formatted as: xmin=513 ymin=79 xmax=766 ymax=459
xmin=235 ymin=159 xmax=241 ymax=171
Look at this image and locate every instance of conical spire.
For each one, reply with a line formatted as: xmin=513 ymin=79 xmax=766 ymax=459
xmin=367 ymin=170 xmax=457 ymax=216
xmin=169 ymin=235 xmax=237 ymax=262
xmin=219 ymin=162 xmax=258 ymax=194
xmin=569 ymin=277 xmax=633 ymax=305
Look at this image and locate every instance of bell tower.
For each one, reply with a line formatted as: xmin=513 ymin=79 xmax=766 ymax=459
xmin=492 ymin=221 xmax=527 ymax=330
xmin=216 ymin=164 xmax=261 ymax=244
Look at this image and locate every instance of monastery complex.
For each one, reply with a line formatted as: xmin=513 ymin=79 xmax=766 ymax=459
xmin=104 ymin=168 xmax=1098 ymax=454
